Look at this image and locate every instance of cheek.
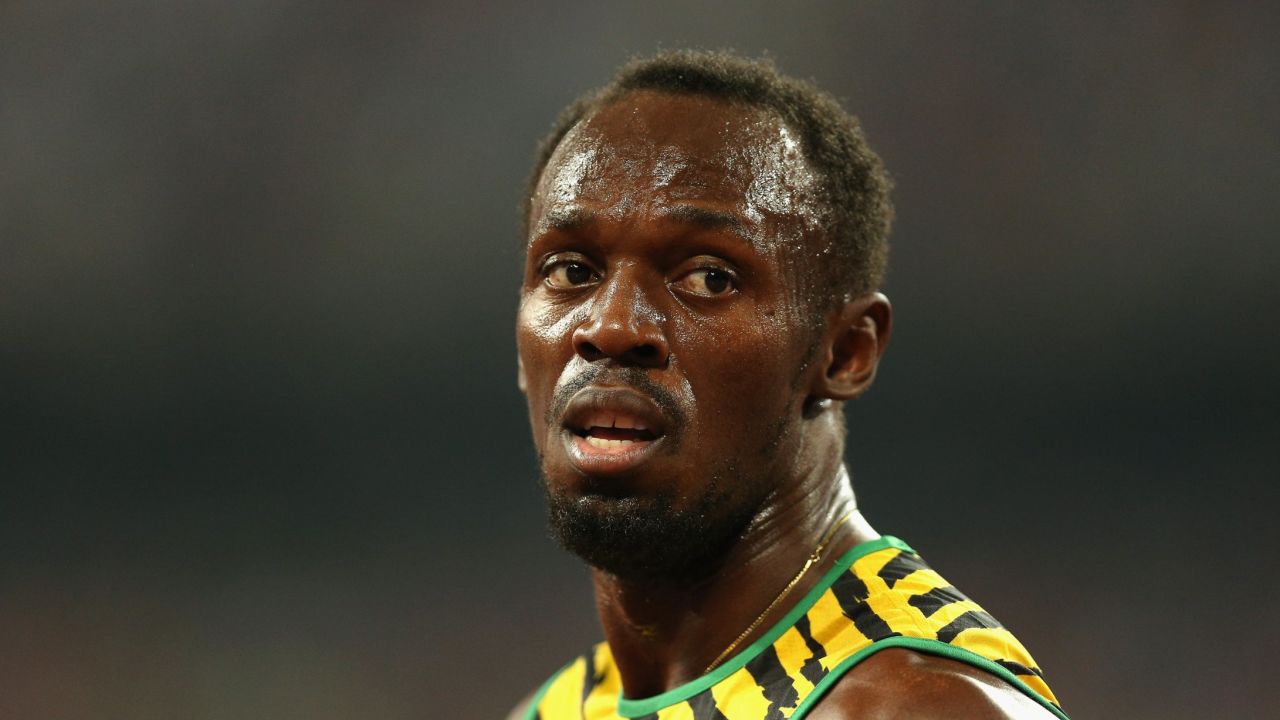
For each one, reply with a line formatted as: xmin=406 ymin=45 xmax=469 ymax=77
xmin=516 ymin=293 xmax=581 ymax=365
xmin=522 ymin=294 xmax=588 ymax=347
xmin=516 ymin=297 xmax=588 ymax=425
xmin=674 ymin=312 xmax=806 ymax=423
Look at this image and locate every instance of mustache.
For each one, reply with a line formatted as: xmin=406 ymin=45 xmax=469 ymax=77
xmin=547 ymin=365 xmax=686 ymax=428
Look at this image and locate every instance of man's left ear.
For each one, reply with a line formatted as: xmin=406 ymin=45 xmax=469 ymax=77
xmin=517 ymin=354 xmax=528 ymax=394
xmin=812 ymin=292 xmax=892 ymax=401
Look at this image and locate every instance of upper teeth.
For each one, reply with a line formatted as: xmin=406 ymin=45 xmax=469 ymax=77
xmin=584 ymin=412 xmax=647 ymax=431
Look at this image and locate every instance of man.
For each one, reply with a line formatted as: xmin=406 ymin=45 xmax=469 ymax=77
xmin=510 ymin=51 xmax=1067 ymax=720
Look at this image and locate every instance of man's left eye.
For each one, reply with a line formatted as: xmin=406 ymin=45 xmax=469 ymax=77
xmin=673 ymin=268 xmax=737 ymax=297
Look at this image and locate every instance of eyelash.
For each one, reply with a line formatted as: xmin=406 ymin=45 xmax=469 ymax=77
xmin=538 ymin=255 xmax=740 ymax=298
xmin=541 ymin=259 xmax=600 ymax=290
xmin=673 ymin=266 xmax=738 ymax=297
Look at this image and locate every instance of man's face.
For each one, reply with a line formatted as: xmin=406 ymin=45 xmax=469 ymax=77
xmin=516 ymin=91 xmax=828 ymax=580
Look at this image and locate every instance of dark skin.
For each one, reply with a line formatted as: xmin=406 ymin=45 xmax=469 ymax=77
xmin=512 ymin=91 xmax=1053 ymax=719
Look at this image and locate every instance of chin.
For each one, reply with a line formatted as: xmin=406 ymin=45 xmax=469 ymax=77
xmin=542 ymin=476 xmax=754 ymax=584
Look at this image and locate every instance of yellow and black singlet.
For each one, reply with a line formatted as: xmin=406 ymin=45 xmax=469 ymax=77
xmin=524 ymin=536 xmax=1066 ymax=720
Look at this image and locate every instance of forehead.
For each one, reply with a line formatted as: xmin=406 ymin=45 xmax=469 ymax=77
xmin=530 ymin=91 xmax=822 ymax=238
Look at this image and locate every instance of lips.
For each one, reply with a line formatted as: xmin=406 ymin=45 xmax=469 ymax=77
xmin=561 ymin=387 xmax=670 ymax=473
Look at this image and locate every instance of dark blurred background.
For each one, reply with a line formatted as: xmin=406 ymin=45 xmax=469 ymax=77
xmin=2 ymin=2 xmax=1277 ymax=718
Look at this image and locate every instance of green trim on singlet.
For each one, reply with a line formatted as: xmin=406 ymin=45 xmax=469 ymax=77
xmin=613 ymin=535 xmax=914 ymax=718
xmin=788 ymin=636 xmax=1070 ymax=720
xmin=522 ymin=660 xmax=572 ymax=720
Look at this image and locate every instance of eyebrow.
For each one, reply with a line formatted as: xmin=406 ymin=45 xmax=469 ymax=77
xmin=535 ymin=204 xmax=752 ymax=245
xmin=657 ymin=204 xmax=749 ymax=242
xmin=538 ymin=206 xmax=595 ymax=235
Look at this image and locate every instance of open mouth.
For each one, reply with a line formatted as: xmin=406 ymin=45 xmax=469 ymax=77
xmin=570 ymin=411 xmax=661 ymax=453
xmin=559 ymin=386 xmax=671 ymax=472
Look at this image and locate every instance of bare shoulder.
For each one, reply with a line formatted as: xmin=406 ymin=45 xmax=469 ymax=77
xmin=805 ymin=648 xmax=1058 ymax=720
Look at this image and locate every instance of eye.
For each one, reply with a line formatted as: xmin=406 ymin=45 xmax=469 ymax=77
xmin=543 ymin=260 xmax=600 ymax=290
xmin=673 ymin=267 xmax=737 ymax=298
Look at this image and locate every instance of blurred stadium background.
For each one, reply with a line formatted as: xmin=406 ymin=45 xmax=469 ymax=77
xmin=2 ymin=2 xmax=1277 ymax=718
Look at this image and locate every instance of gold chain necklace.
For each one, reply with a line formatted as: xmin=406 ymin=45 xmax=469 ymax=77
xmin=702 ymin=510 xmax=855 ymax=674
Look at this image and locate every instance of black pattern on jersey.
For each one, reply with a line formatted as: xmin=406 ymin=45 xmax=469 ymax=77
xmin=582 ymin=647 xmax=601 ymax=708
xmin=830 ymin=571 xmax=900 ymax=643
xmin=792 ymin=613 xmax=828 ymax=687
xmin=874 ymin=549 xmax=925 ymax=588
xmin=533 ymin=544 xmax=1063 ymax=720
xmin=687 ymin=690 xmax=730 ymax=720
xmin=935 ymin=608 xmax=1002 ymax=644
xmin=995 ymin=658 xmax=1045 ymax=678
xmin=907 ymin=584 xmax=969 ymax=617
xmin=745 ymin=643 xmax=799 ymax=718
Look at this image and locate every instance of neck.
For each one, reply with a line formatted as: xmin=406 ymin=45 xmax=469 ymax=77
xmin=589 ymin=438 xmax=880 ymax=699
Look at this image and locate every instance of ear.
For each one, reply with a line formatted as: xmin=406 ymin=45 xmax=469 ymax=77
xmin=811 ymin=292 xmax=892 ymax=401
xmin=517 ymin=354 xmax=528 ymax=394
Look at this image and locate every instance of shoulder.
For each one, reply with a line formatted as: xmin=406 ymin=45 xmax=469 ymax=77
xmin=805 ymin=648 xmax=1059 ymax=720
xmin=505 ymin=652 xmax=593 ymax=720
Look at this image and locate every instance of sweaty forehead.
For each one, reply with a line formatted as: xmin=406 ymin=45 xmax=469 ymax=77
xmin=530 ymin=91 xmax=822 ymax=234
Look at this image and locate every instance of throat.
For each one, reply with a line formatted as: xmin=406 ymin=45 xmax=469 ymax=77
xmin=591 ymin=503 xmax=878 ymax=700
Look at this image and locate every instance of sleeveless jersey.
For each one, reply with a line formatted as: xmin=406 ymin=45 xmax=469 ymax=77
xmin=524 ymin=536 xmax=1066 ymax=720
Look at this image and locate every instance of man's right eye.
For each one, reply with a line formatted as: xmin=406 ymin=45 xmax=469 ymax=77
xmin=544 ymin=261 xmax=600 ymax=289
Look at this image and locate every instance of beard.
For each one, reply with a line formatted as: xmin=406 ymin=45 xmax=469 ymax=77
xmin=543 ymin=467 xmax=761 ymax=584
xmin=538 ymin=366 xmax=793 ymax=583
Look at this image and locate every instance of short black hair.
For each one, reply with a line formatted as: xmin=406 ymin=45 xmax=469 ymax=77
xmin=522 ymin=49 xmax=893 ymax=303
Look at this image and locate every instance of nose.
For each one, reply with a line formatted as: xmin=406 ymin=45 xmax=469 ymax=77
xmin=572 ymin=270 xmax=669 ymax=369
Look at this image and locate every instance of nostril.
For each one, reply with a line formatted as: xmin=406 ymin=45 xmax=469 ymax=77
xmin=623 ymin=343 xmax=667 ymax=368
xmin=577 ymin=341 xmax=605 ymax=361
